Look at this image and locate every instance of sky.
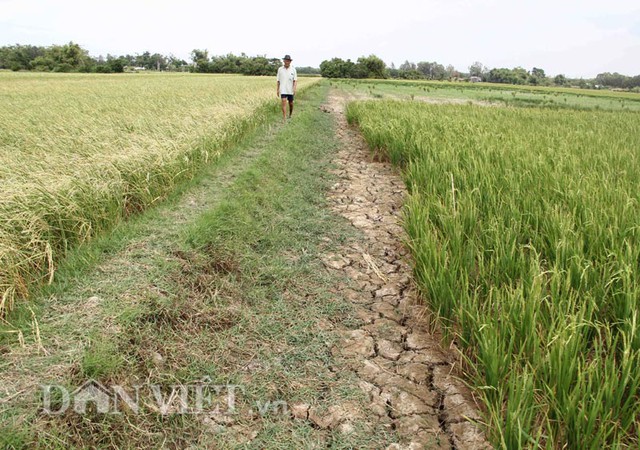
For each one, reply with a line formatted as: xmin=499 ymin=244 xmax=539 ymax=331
xmin=1 ymin=0 xmax=639 ymax=78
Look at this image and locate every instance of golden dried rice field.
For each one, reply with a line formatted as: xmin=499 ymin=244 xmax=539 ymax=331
xmin=0 ymin=72 xmax=318 ymax=312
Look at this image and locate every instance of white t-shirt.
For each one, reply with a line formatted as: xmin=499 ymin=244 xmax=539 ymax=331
xmin=277 ymin=66 xmax=297 ymax=95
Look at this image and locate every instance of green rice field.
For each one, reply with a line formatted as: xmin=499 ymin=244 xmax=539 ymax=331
xmin=347 ymin=97 xmax=640 ymax=448
xmin=336 ymin=78 xmax=640 ymax=112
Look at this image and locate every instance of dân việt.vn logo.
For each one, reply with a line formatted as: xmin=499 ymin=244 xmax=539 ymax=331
xmin=40 ymin=378 xmax=287 ymax=417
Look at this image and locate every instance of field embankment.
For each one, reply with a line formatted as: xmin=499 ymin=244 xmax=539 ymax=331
xmin=347 ymin=99 xmax=640 ymax=448
xmin=0 ymin=73 xmax=318 ymax=313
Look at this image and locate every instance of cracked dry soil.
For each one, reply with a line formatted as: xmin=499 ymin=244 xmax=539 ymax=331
xmin=315 ymin=90 xmax=492 ymax=449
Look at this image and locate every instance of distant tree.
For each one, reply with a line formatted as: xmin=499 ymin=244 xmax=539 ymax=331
xmin=397 ymin=68 xmax=422 ymax=79
xmin=63 ymin=42 xmax=89 ymax=67
xmin=486 ymin=68 xmax=506 ymax=84
xmin=167 ymin=55 xmax=188 ymax=71
xmin=512 ymin=67 xmax=529 ymax=84
xmin=553 ymin=74 xmax=567 ymax=86
xmin=357 ymin=54 xmax=386 ymax=78
xmin=29 ymin=54 xmax=51 ymax=71
xmin=387 ymin=62 xmax=399 ymax=78
xmin=94 ymin=56 xmax=110 ymax=73
xmin=351 ymin=63 xmax=367 ymax=78
xmin=150 ymin=53 xmax=167 ymax=71
xmin=190 ymin=49 xmax=210 ymax=72
xmin=320 ymin=58 xmax=353 ymax=78
xmin=397 ymin=60 xmax=422 ymax=79
xmin=210 ymin=53 xmax=247 ymax=73
xmin=28 ymin=42 xmax=92 ymax=72
xmin=131 ymin=52 xmax=167 ymax=70
xmin=399 ymin=60 xmax=416 ymax=72
xmin=627 ymin=74 xmax=640 ymax=89
xmin=122 ymin=54 xmax=137 ymax=66
xmin=445 ymin=64 xmax=459 ymax=79
xmin=415 ymin=61 xmax=433 ymax=79
xmin=106 ymin=55 xmax=126 ymax=73
xmin=190 ymin=51 xmax=286 ymax=75
xmin=531 ymin=67 xmax=546 ymax=78
xmin=136 ymin=51 xmax=151 ymax=69
xmin=342 ymin=59 xmax=356 ymax=78
xmin=319 ymin=57 xmax=369 ymax=78
xmin=595 ymin=72 xmax=630 ymax=88
xmin=93 ymin=54 xmax=125 ymax=73
xmin=320 ymin=58 xmax=341 ymax=78
xmin=487 ymin=67 xmax=528 ymax=85
xmin=240 ymin=55 xmax=279 ymax=76
xmin=529 ymin=67 xmax=547 ymax=85
xmin=417 ymin=61 xmax=446 ymax=80
xmin=296 ymin=66 xmax=321 ymax=75
xmin=468 ymin=61 xmax=485 ymax=78
xmin=0 ymin=44 xmax=46 ymax=70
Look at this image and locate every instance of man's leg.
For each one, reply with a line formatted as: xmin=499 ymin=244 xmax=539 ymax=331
xmin=281 ymin=97 xmax=287 ymax=122
xmin=288 ymin=99 xmax=294 ymax=118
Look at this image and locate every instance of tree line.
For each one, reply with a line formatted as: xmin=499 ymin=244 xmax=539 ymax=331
xmin=595 ymin=72 xmax=640 ymax=90
xmin=188 ymin=50 xmax=318 ymax=76
xmin=0 ymin=42 xmax=307 ymax=76
xmin=0 ymin=42 xmax=190 ymax=73
xmin=0 ymin=42 xmax=323 ymax=77
xmin=2 ymin=42 xmax=638 ymax=90
xmin=320 ymin=57 xmax=640 ymax=90
xmin=468 ymin=62 xmax=640 ymax=89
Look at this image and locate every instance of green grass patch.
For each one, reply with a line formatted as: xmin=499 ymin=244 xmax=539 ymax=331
xmin=80 ymin=337 xmax=124 ymax=380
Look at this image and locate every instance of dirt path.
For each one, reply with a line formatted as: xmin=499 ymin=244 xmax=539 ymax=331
xmin=319 ymin=89 xmax=491 ymax=449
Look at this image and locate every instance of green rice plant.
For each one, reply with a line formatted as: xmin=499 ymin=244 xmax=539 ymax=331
xmin=335 ymin=78 xmax=640 ymax=112
xmin=0 ymin=72 xmax=319 ymax=314
xmin=346 ymin=99 xmax=640 ymax=448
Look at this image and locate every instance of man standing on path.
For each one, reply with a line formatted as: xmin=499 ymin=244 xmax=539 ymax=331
xmin=277 ymin=54 xmax=297 ymax=122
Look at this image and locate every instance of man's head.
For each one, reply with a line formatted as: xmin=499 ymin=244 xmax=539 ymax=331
xmin=283 ymin=55 xmax=292 ymax=68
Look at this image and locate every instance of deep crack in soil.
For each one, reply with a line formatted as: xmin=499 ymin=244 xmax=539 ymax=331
xmin=320 ymin=89 xmax=492 ymax=450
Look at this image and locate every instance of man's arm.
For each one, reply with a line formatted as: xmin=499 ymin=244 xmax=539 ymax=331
xmin=277 ymin=80 xmax=281 ymax=98
xmin=293 ymin=69 xmax=297 ymax=95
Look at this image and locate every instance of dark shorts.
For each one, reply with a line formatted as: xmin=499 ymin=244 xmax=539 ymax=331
xmin=281 ymin=94 xmax=294 ymax=102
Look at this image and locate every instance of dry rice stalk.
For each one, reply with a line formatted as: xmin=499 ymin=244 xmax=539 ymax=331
xmin=362 ymin=252 xmax=388 ymax=283
xmin=29 ymin=306 xmax=48 ymax=355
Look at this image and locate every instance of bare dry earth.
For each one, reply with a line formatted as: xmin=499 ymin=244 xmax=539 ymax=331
xmin=316 ymin=89 xmax=492 ymax=449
